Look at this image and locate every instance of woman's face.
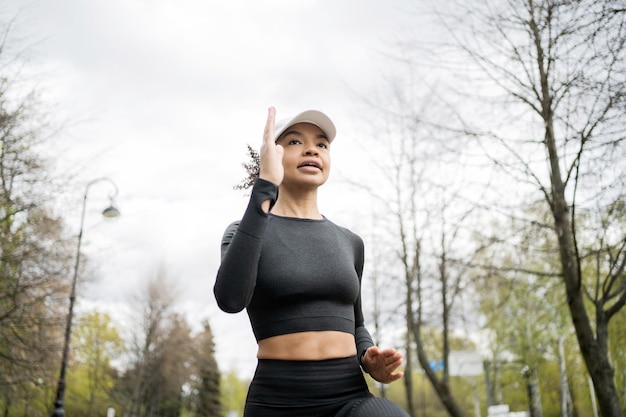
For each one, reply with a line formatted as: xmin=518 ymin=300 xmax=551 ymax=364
xmin=276 ymin=122 xmax=331 ymax=188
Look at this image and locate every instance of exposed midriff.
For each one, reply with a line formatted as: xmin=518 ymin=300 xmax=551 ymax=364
xmin=257 ymin=330 xmax=356 ymax=360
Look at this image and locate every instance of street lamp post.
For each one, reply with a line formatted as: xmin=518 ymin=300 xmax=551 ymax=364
xmin=51 ymin=177 xmax=120 ymax=417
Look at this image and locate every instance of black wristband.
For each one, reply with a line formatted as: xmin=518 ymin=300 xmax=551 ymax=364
xmin=359 ymin=348 xmax=369 ymax=373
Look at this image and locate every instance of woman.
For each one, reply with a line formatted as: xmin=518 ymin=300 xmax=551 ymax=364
xmin=214 ymin=107 xmax=408 ymax=416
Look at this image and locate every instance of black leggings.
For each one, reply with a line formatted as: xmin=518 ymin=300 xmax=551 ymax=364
xmin=244 ymin=356 xmax=409 ymax=417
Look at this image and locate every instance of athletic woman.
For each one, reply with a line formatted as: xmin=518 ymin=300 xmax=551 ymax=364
xmin=214 ymin=107 xmax=409 ymax=417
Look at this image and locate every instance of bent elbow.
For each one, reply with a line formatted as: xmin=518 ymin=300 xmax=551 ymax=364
xmin=213 ymin=286 xmax=246 ymax=313
xmin=216 ymin=298 xmax=245 ymax=314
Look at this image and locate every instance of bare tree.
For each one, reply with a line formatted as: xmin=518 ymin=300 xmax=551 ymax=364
xmin=353 ymin=83 xmax=484 ymax=416
xmin=123 ymin=266 xmax=178 ymax=417
xmin=156 ymin=313 xmax=194 ymax=417
xmin=426 ymin=1 xmax=626 ymax=415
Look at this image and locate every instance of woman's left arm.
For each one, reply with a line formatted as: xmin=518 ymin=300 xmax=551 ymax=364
xmin=353 ymin=234 xmax=404 ymax=384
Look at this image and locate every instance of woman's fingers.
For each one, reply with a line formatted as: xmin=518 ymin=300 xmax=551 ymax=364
xmin=264 ymin=106 xmax=276 ymax=144
xmin=259 ymin=106 xmax=284 ymax=186
xmin=365 ymin=347 xmax=405 ymax=384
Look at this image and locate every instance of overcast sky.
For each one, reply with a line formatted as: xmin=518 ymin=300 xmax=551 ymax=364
xmin=4 ymin=0 xmax=432 ymax=378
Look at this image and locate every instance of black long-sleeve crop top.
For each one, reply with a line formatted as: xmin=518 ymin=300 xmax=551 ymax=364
xmin=214 ymin=178 xmax=375 ymax=363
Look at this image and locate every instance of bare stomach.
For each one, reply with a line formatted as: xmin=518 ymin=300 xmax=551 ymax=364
xmin=257 ymin=331 xmax=357 ymax=360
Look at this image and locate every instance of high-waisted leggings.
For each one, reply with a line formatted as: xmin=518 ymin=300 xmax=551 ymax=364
xmin=244 ymin=355 xmax=409 ymax=417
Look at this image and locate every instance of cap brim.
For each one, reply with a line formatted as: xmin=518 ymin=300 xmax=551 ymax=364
xmin=274 ymin=110 xmax=336 ymax=142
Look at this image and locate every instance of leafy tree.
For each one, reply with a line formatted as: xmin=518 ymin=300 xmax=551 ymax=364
xmin=0 ymin=13 xmax=74 ymax=417
xmin=156 ymin=313 xmax=194 ymax=417
xmin=122 ymin=266 xmax=178 ymax=417
xmin=191 ymin=321 xmax=221 ymax=417
xmin=120 ymin=267 xmax=199 ymax=417
xmin=472 ymin=204 xmax=573 ymax=414
xmin=219 ymin=371 xmax=247 ymax=417
xmin=65 ymin=311 xmax=125 ymax=416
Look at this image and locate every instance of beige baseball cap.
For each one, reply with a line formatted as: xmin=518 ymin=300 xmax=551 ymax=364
xmin=273 ymin=110 xmax=336 ymax=143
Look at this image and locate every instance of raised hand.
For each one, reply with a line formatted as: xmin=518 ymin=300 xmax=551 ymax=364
xmin=259 ymin=106 xmax=284 ymax=186
xmin=362 ymin=346 xmax=404 ymax=384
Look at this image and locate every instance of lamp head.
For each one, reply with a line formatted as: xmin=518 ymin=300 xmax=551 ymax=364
xmin=102 ymin=202 xmax=121 ymax=218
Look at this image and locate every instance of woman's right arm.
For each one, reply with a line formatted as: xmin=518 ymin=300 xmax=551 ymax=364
xmin=213 ymin=178 xmax=278 ymax=313
xmin=214 ymin=107 xmax=283 ymax=313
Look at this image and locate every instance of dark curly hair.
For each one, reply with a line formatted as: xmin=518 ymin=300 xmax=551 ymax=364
xmin=234 ymin=144 xmax=260 ymax=190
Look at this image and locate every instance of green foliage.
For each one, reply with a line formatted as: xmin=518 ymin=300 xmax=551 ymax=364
xmin=105 ymin=271 xmax=222 ymax=417
xmin=419 ymin=325 xmax=477 ymax=360
xmin=191 ymin=321 xmax=222 ymax=417
xmin=0 ymin=16 xmax=74 ymax=416
xmin=610 ymin=308 xmax=626 ymax=410
xmin=64 ymin=311 xmax=125 ymax=416
xmin=470 ymin=199 xmax=623 ymax=416
xmin=219 ymin=370 xmax=248 ymax=417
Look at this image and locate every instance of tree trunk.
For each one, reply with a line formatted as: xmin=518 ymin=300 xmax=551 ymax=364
xmin=414 ymin=330 xmax=466 ymax=417
xmin=403 ymin=321 xmax=416 ymax=416
xmin=520 ymin=319 xmax=542 ymax=417
xmin=532 ymin=5 xmax=623 ymax=411
xmin=530 ymin=368 xmax=543 ymax=417
xmin=558 ymin=337 xmax=574 ymax=417
xmin=544 ymin=102 xmax=623 ymax=417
